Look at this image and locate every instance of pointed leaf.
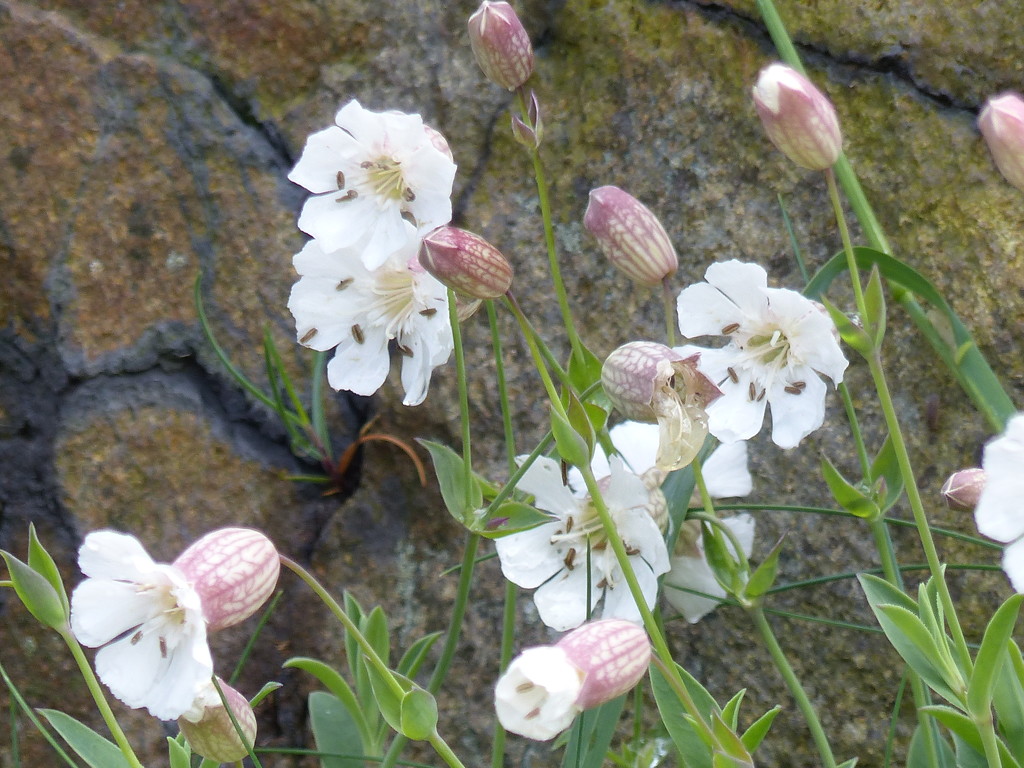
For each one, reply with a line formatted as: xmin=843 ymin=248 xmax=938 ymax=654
xmin=836 ymin=760 xmax=859 ymax=768
xmin=1 ymin=551 xmax=67 ymax=630
xmin=650 ymin=662 xmax=718 ymax=768
xmin=568 ymin=344 xmax=606 ymax=408
xmin=740 ymin=705 xmax=780 ymax=753
xmin=363 ymin=607 xmax=390 ymax=668
xmin=700 ymin=522 xmax=737 ymax=596
xmin=875 ymin=603 xmax=964 ymax=705
xmin=167 ymin=737 xmax=191 ymax=768
xmin=721 ymin=689 xmax=746 ymax=731
xmin=821 ymin=296 xmax=874 ymax=356
xmin=559 ymin=696 xmax=625 ymax=768
xmin=993 ymin=640 xmax=1024 ymax=757
xmin=27 ymin=525 xmax=69 ymax=616
xmin=820 ymin=456 xmax=878 ymax=519
xmin=906 ymin=721 xmax=955 ymax=768
xmin=869 ymin=436 xmax=904 ymax=513
xmin=744 ymin=536 xmax=786 ymax=600
xmin=472 ymin=501 xmax=552 ymax=539
xmin=711 ymin=710 xmax=752 ymax=763
xmin=397 ymin=632 xmax=443 ymax=679
xmin=863 ymin=264 xmax=886 ymax=344
xmin=309 ymin=691 xmax=368 ymax=768
xmin=283 ymin=657 xmax=372 ymax=744
xmin=968 ymin=593 xmax=1023 ymax=717
xmin=550 ymin=401 xmax=592 ymax=468
xmin=37 ymin=709 xmax=132 ymax=768
xmin=418 ymin=440 xmax=483 ymax=527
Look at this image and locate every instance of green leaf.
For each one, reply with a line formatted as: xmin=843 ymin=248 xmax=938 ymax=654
xmin=550 ymin=401 xmax=592 ymax=468
xmin=993 ymin=640 xmax=1024 ymax=757
xmin=711 ymin=710 xmax=752 ymax=765
xmin=968 ymin=593 xmax=1023 ymax=717
xmin=906 ymin=721 xmax=955 ymax=768
xmin=167 ymin=737 xmax=191 ymax=768
xmin=363 ymin=607 xmax=390 ymax=670
xmin=1 ymin=550 xmax=67 ymax=630
xmin=650 ymin=662 xmax=719 ymax=768
xmin=820 ymin=456 xmax=879 ymax=519
xmin=700 ymin=522 xmax=736 ymax=596
xmin=820 ymin=297 xmax=874 ymax=357
xmin=568 ymin=344 xmax=607 ymax=408
xmin=559 ymin=695 xmax=626 ymax=768
xmin=721 ymin=689 xmax=745 ymax=731
xmin=283 ymin=657 xmax=373 ymax=746
xmin=868 ymin=436 xmax=904 ymax=513
xmin=836 ymin=760 xmax=859 ymax=768
xmin=744 ymin=536 xmax=786 ymax=600
xmin=875 ymin=603 xmax=963 ymax=705
xmin=863 ymin=264 xmax=886 ymax=344
xmin=364 ymin=664 xmax=404 ymax=736
xmin=399 ymin=687 xmax=438 ymax=741
xmin=37 ymin=709 xmax=132 ymax=768
xmin=418 ymin=439 xmax=483 ymax=527
xmin=27 ymin=525 xmax=69 ymax=616
xmin=472 ymin=500 xmax=552 ymax=538
xmin=920 ymin=705 xmax=982 ymax=751
xmin=249 ymin=681 xmax=282 ymax=708
xmin=309 ymin=691 xmax=368 ymax=768
xmin=396 ymin=632 xmax=443 ymax=679
xmin=739 ymin=705 xmax=780 ymax=753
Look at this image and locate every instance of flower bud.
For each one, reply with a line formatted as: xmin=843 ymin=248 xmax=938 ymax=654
xmin=602 ymin=342 xmax=721 ymax=470
xmin=511 ymin=89 xmax=543 ymax=148
xmin=584 ymin=186 xmax=678 ymax=285
xmin=979 ymin=93 xmax=1024 ymax=192
xmin=173 ymin=528 xmax=280 ymax=632
xmin=752 ymin=63 xmax=842 ymax=171
xmin=468 ymin=1 xmax=533 ymax=90
xmin=941 ymin=467 xmax=986 ymax=512
xmin=419 ymin=226 xmax=514 ymax=299
xmin=554 ymin=620 xmax=651 ymax=710
xmin=178 ymin=678 xmax=256 ymax=762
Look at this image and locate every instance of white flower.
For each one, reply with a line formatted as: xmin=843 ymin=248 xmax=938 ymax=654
xmin=494 ymin=455 xmax=670 ymax=632
xmin=975 ymin=414 xmax=1024 ymax=591
xmin=494 ymin=646 xmax=583 ymax=740
xmin=70 ymin=531 xmax=213 ymax=720
xmin=676 ymin=260 xmax=848 ymax=448
xmin=288 ymin=100 xmax=457 ymax=270
xmin=287 ymin=235 xmax=453 ymax=406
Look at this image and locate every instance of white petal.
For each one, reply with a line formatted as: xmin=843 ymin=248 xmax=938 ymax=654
xmin=608 ymin=422 xmax=659 ymax=476
xmin=494 ymin=522 xmax=564 ymax=589
xmin=722 ymin=514 xmax=756 ymax=558
xmin=677 ymin=281 xmax=747 ymax=339
xmin=664 ymin=553 xmax=728 ymax=623
xmin=70 ymin=579 xmax=162 ymax=647
xmin=706 ymin=380 xmax=768 ymax=444
xmin=287 ymin=125 xmax=358 ymax=194
xmin=326 ymin=331 xmax=391 ymax=396
xmin=1002 ymin=537 xmax=1024 ymax=593
xmin=516 ymin=456 xmax=580 ymax=515
xmin=766 ymin=371 xmax=827 ymax=449
xmin=977 ymin=417 xmax=1024 ymax=543
xmin=602 ymin=457 xmax=653 ymax=516
xmin=77 ymin=531 xmax=159 ymax=581
xmin=704 ymin=260 xmax=769 ymax=315
xmin=614 ymin=505 xmax=671 ymax=577
xmin=600 ymin=556 xmax=659 ymax=624
xmin=494 ymin=647 xmax=582 ymax=741
xmin=533 ymin=565 xmax=599 ymax=632
xmin=702 ymin=442 xmax=752 ymax=498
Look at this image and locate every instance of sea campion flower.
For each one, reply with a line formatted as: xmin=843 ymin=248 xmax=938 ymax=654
xmin=495 ymin=619 xmax=650 ymax=740
xmin=419 ymin=226 xmax=514 ymax=299
xmin=178 ymin=677 xmax=257 ymax=762
xmin=677 ymin=260 xmax=848 ymax=448
xmin=974 ymin=414 xmax=1024 ymax=591
xmin=288 ymin=100 xmax=457 ymax=269
xmin=602 ymin=341 xmax=721 ymax=471
xmin=979 ymin=92 xmax=1024 ymax=192
xmin=70 ymin=531 xmax=213 ymax=720
xmin=494 ymin=455 xmax=670 ymax=631
xmin=584 ymin=186 xmax=678 ymax=285
xmin=752 ymin=63 xmax=842 ymax=171
xmin=467 ymin=1 xmax=534 ymax=91
xmin=288 ymin=236 xmax=453 ymax=406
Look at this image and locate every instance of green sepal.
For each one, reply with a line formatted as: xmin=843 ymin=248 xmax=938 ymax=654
xmin=1 ymin=550 xmax=68 ymax=630
xmin=700 ymin=522 xmax=738 ymax=597
xmin=550 ymin=401 xmax=592 ymax=469
xmin=740 ymin=705 xmax=780 ymax=753
xmin=820 ymin=296 xmax=874 ymax=357
xmin=418 ymin=439 xmax=484 ymax=528
xmin=471 ymin=500 xmax=552 ymax=538
xmin=820 ymin=455 xmax=879 ymax=519
xmin=37 ymin=709 xmax=132 ymax=768
xmin=743 ymin=535 xmax=786 ymax=601
xmin=863 ymin=264 xmax=886 ymax=345
xmin=967 ymin=593 xmax=1024 ymax=718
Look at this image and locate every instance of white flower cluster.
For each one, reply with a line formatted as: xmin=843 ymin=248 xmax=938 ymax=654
xmin=287 ymin=100 xmax=459 ymax=405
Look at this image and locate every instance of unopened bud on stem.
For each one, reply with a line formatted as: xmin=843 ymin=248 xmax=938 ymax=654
xmin=178 ymin=678 xmax=257 ymax=763
xmin=468 ymin=1 xmax=534 ymax=90
xmin=584 ymin=186 xmax=677 ymax=285
xmin=979 ymin=92 xmax=1024 ymax=192
xmin=419 ymin=226 xmax=514 ymax=299
xmin=941 ymin=467 xmax=986 ymax=512
xmin=752 ymin=63 xmax=842 ymax=171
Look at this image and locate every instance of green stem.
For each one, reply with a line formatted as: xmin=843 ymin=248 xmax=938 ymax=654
xmin=838 ymin=383 xmax=871 ymax=477
xmin=448 ymin=289 xmax=474 ymax=512
xmin=976 ymin=712 xmax=1004 ymax=768
xmin=661 ymin=277 xmax=677 ymax=347
xmin=514 ymin=88 xmax=585 ymax=365
xmin=60 ymin=630 xmax=145 ymax=768
xmin=824 ymin=169 xmax=867 ymax=318
xmin=427 ymin=731 xmax=468 ymax=768
xmin=748 ymin=607 xmax=838 ymax=768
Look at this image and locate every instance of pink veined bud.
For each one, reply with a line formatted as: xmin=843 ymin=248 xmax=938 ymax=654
xmin=419 ymin=226 xmax=514 ymax=299
xmin=555 ymin=620 xmax=651 ymax=710
xmin=941 ymin=467 xmax=986 ymax=512
xmin=468 ymin=1 xmax=534 ymax=90
xmin=173 ymin=528 xmax=280 ymax=632
xmin=178 ymin=678 xmax=257 ymax=762
xmin=752 ymin=63 xmax=842 ymax=171
xmin=584 ymin=186 xmax=678 ymax=285
xmin=979 ymin=92 xmax=1024 ymax=192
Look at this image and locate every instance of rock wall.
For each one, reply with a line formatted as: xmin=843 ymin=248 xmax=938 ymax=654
xmin=2 ymin=0 xmax=1023 ymax=765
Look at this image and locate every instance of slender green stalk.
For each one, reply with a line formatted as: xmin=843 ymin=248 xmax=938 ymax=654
xmin=514 ymin=88 xmax=585 ymax=365
xmin=976 ymin=712 xmax=1003 ymax=768
xmin=661 ymin=277 xmax=677 ymax=346
xmin=212 ymin=676 xmax=263 ymax=768
xmin=748 ymin=607 xmax=838 ymax=768
xmin=428 ymin=731 xmax=468 ymax=768
xmin=60 ymin=631 xmax=145 ymax=768
xmin=448 ymin=289 xmax=474 ymax=512
xmin=824 ymin=170 xmax=867 ymax=315
xmin=0 ymin=660 xmax=76 ymax=767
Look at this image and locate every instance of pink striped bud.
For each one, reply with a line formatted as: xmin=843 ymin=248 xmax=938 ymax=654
xmin=941 ymin=467 xmax=986 ymax=512
xmin=468 ymin=1 xmax=534 ymax=90
xmin=752 ymin=63 xmax=842 ymax=171
xmin=602 ymin=342 xmax=720 ymax=470
xmin=555 ymin=620 xmax=651 ymax=710
xmin=419 ymin=226 xmax=514 ymax=299
xmin=979 ymin=93 xmax=1024 ymax=192
xmin=173 ymin=528 xmax=280 ymax=632
xmin=178 ymin=677 xmax=256 ymax=762
xmin=584 ymin=186 xmax=677 ymax=285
